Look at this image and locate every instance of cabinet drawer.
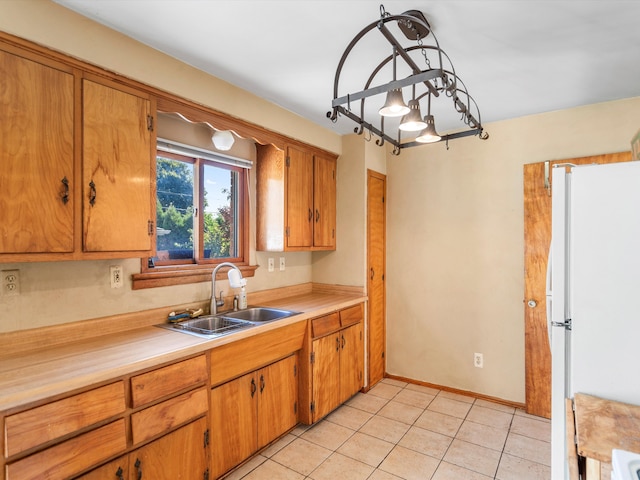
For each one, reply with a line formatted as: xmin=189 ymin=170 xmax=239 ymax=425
xmin=312 ymin=313 xmax=340 ymax=338
xmin=6 ymin=419 xmax=126 ymax=480
xmin=4 ymin=381 xmax=125 ymax=457
xmin=131 ymin=355 xmax=207 ymax=407
xmin=131 ymin=387 xmax=208 ymax=445
xmin=210 ymin=321 xmax=306 ymax=387
xmin=340 ymin=304 xmax=363 ymax=327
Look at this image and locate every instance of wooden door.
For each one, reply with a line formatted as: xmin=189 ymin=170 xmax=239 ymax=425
xmin=524 ymin=152 xmax=631 ymax=418
xmin=75 ymin=455 xmax=128 ymax=479
xmin=312 ymin=334 xmax=341 ymax=421
xmin=313 ymin=154 xmax=336 ymax=248
xmin=367 ymin=170 xmax=386 ymax=388
xmin=285 ymin=146 xmax=313 ymax=248
xmin=82 ymin=78 xmax=154 ymax=252
xmin=257 ymin=355 xmax=298 ymax=449
xmin=339 ymin=323 xmax=364 ymax=404
xmin=210 ymin=373 xmax=257 ymax=478
xmin=131 ymin=417 xmax=207 ymax=480
xmin=0 ymin=48 xmax=74 ymax=254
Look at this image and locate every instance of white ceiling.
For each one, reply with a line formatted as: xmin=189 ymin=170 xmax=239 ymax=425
xmin=54 ymin=0 xmax=640 ymax=137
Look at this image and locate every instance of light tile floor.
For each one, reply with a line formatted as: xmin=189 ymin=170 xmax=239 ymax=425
xmin=223 ymin=378 xmax=551 ymax=480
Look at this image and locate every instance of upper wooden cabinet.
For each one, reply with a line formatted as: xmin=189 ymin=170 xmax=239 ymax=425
xmin=256 ymin=144 xmax=337 ymax=251
xmin=0 ymin=40 xmax=156 ymax=262
xmin=81 ymin=78 xmax=155 ymax=253
xmin=0 ymin=48 xmax=75 ymax=254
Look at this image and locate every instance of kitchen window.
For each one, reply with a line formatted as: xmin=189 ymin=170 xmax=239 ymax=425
xmin=134 ymin=139 xmax=254 ymax=288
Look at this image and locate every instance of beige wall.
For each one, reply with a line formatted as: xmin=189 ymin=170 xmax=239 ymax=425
xmin=386 ymin=97 xmax=640 ymax=403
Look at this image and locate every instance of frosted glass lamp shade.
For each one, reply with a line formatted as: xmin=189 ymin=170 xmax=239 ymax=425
xmin=212 ymin=130 xmax=235 ymax=151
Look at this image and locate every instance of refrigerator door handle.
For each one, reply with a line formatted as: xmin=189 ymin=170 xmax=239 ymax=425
xmin=551 ymin=318 xmax=572 ymax=330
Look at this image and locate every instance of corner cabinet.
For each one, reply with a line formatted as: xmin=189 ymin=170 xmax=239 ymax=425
xmin=0 ymin=39 xmax=156 ymax=262
xmin=256 ymin=143 xmax=337 ymax=252
xmin=308 ymin=304 xmax=365 ymax=423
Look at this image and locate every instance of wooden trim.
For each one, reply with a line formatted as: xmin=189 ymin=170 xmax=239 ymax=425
xmin=384 ymin=374 xmax=526 ymax=410
xmin=132 ymin=264 xmax=258 ymax=290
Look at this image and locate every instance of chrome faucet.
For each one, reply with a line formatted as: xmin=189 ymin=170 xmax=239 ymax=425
xmin=210 ymin=262 xmax=244 ymax=315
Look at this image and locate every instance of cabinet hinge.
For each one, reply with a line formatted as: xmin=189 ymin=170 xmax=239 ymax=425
xmin=332 ymin=229 xmax=335 ymax=239
xmin=147 ymin=115 xmax=154 ymax=132
xmin=294 ymin=364 xmax=297 ymax=377
xmin=148 ymin=220 xmax=154 ymax=236
xmin=382 ymin=196 xmax=385 ymax=203
xmin=285 ymin=226 xmax=290 ymax=237
xmin=204 ymin=468 xmax=209 ymax=480
xmin=310 ymin=352 xmax=315 ymax=364
xmin=286 ymin=156 xmax=290 ymax=167
xmin=310 ymin=401 xmax=315 ymax=413
xmin=294 ymin=401 xmax=297 ymax=414
xmin=204 ymin=429 xmax=210 ymax=447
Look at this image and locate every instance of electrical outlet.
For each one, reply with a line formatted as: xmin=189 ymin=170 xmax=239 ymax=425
xmin=474 ymin=352 xmax=484 ymax=368
xmin=279 ymin=257 xmax=285 ymax=271
xmin=2 ymin=269 xmax=20 ymax=296
xmin=110 ymin=265 xmax=123 ymax=289
xmin=268 ymin=258 xmax=275 ymax=272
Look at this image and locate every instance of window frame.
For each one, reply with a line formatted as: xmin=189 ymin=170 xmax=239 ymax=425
xmin=133 ymin=147 xmax=254 ymax=290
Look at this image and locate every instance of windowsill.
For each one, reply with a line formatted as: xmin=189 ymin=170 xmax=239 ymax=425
xmin=132 ymin=264 xmax=259 ymax=290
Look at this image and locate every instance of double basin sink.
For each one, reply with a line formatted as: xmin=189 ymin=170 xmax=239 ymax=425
xmin=159 ymin=307 xmax=300 ymax=339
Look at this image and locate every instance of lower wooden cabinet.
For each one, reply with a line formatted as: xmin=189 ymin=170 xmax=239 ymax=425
xmin=310 ymin=308 xmax=364 ymax=423
xmin=210 ymin=355 xmax=298 ymax=479
xmin=76 ymin=417 xmax=209 ymax=480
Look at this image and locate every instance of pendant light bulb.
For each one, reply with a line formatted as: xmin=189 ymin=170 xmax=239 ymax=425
xmin=416 ymin=115 xmax=441 ymax=143
xmin=399 ymin=99 xmax=427 ymax=132
xmin=379 ymin=89 xmax=410 ymax=117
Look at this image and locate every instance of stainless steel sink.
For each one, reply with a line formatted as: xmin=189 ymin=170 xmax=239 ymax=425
xmin=157 ymin=307 xmax=299 ymax=338
xmin=221 ymin=307 xmax=300 ymax=323
xmin=157 ymin=315 xmax=254 ymax=338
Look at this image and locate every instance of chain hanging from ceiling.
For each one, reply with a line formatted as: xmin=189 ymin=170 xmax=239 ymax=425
xmin=327 ymin=4 xmax=489 ymax=154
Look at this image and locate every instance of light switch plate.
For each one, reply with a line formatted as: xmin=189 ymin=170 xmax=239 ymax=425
xmin=279 ymin=257 xmax=286 ymax=271
xmin=268 ymin=258 xmax=275 ymax=272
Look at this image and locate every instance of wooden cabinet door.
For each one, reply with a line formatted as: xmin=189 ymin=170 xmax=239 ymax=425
xmin=0 ymin=48 xmax=74 ymax=254
xmin=313 ymin=154 xmax=336 ymax=249
xmin=82 ymin=78 xmax=154 ymax=253
xmin=285 ymin=145 xmax=313 ymax=249
xmin=210 ymin=372 xmax=257 ymax=479
xmin=130 ymin=417 xmax=207 ymax=480
xmin=339 ymin=323 xmax=364 ymax=404
xmin=75 ymin=455 xmax=128 ymax=480
xmin=312 ymin=334 xmax=341 ymax=422
xmin=257 ymin=355 xmax=298 ymax=449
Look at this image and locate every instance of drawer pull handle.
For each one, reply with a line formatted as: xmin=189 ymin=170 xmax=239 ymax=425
xmin=260 ymin=374 xmax=265 ymax=393
xmin=60 ymin=177 xmax=69 ymax=204
xmin=116 ymin=467 xmax=124 ymax=480
xmin=135 ymin=458 xmax=142 ymax=479
xmin=89 ymin=180 xmax=97 ymax=206
xmin=251 ymin=378 xmax=257 ymax=398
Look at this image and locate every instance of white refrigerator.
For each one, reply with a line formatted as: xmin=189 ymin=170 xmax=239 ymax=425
xmin=549 ymin=161 xmax=640 ymax=480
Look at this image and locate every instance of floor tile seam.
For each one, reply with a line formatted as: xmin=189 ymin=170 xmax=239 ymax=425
xmin=307 ymin=450 xmax=374 ymax=479
xmin=500 ymin=441 xmax=552 ymax=467
xmin=507 ymin=428 xmax=552 ymax=444
xmin=461 ymin=416 xmax=514 ymax=433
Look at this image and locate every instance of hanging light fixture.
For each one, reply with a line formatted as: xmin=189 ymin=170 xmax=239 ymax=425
xmin=327 ymin=4 xmax=488 ymax=154
xmin=416 ymin=94 xmax=440 ymax=143
xmin=378 ymin=47 xmax=410 ymax=117
xmin=399 ymin=86 xmax=427 ymax=132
